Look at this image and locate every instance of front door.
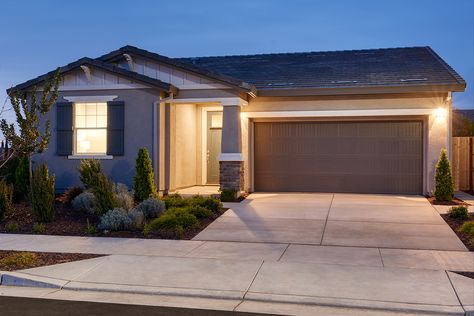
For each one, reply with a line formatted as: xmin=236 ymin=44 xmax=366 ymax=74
xmin=206 ymin=111 xmax=222 ymax=184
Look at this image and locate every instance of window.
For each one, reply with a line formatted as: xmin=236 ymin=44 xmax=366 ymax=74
xmin=74 ymin=103 xmax=107 ymax=155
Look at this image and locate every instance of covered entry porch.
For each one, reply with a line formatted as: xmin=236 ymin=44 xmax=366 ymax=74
xmin=156 ymin=97 xmax=247 ymax=195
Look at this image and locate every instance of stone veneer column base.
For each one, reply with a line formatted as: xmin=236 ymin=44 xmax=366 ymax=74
xmin=219 ymin=161 xmax=244 ymax=192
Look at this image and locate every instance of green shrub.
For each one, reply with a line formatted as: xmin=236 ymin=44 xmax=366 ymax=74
xmin=32 ymin=222 xmax=45 ymax=234
xmin=133 ymin=148 xmax=156 ymax=201
xmin=98 ymin=208 xmax=132 ymax=231
xmin=143 ymin=208 xmax=198 ymax=236
xmin=459 ymin=221 xmax=474 ymax=237
xmin=434 ymin=149 xmax=454 ymax=202
xmin=135 ymin=197 xmax=165 ymax=219
xmin=79 ymin=159 xmax=102 ymax=189
xmin=0 ymin=252 xmax=37 ymax=268
xmin=448 ymin=206 xmax=469 ymax=220
xmin=92 ymin=173 xmax=117 ymax=215
xmin=190 ymin=195 xmax=222 ymax=213
xmin=0 ymin=180 xmax=14 ymax=220
xmin=187 ymin=205 xmax=213 ymax=219
xmin=59 ymin=186 xmax=84 ymax=204
xmin=0 ymin=156 xmax=18 ymax=185
xmin=85 ymin=219 xmax=97 ymax=235
xmin=14 ymin=156 xmax=29 ymax=200
xmin=30 ymin=164 xmax=55 ymax=222
xmin=72 ymin=192 xmax=97 ymax=214
xmin=220 ymin=189 xmax=237 ymax=202
xmin=5 ymin=222 xmax=19 ymax=232
xmin=163 ymin=194 xmax=187 ymax=208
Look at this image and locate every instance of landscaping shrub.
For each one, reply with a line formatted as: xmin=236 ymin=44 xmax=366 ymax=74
xmin=59 ymin=186 xmax=84 ymax=204
xmin=97 ymin=208 xmax=132 ymax=231
xmin=448 ymin=206 xmax=469 ymax=220
xmin=143 ymin=208 xmax=198 ymax=236
xmin=133 ymin=148 xmax=156 ymax=201
xmin=135 ymin=197 xmax=165 ymax=219
xmin=85 ymin=219 xmax=97 ymax=235
xmin=190 ymin=195 xmax=222 ymax=213
xmin=5 ymin=222 xmax=19 ymax=232
xmin=220 ymin=189 xmax=237 ymax=202
xmin=32 ymin=222 xmax=45 ymax=234
xmin=0 ymin=252 xmax=37 ymax=269
xmin=92 ymin=173 xmax=117 ymax=215
xmin=434 ymin=149 xmax=454 ymax=202
xmin=0 ymin=180 xmax=14 ymax=220
xmin=187 ymin=204 xmax=213 ymax=219
xmin=163 ymin=194 xmax=187 ymax=208
xmin=113 ymin=183 xmax=134 ymax=211
xmin=30 ymin=164 xmax=55 ymax=222
xmin=79 ymin=159 xmax=102 ymax=189
xmin=14 ymin=156 xmax=29 ymax=200
xmin=72 ymin=192 xmax=97 ymax=214
xmin=0 ymin=156 xmax=18 ymax=185
xmin=128 ymin=209 xmax=145 ymax=229
xmin=459 ymin=221 xmax=474 ymax=237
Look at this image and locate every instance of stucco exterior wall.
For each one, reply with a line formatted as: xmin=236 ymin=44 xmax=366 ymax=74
xmin=240 ymin=93 xmax=450 ymax=194
xmin=34 ymin=88 xmax=162 ymax=191
xmin=173 ymin=104 xmax=198 ymax=189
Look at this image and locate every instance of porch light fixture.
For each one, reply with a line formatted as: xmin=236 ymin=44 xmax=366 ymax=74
xmin=434 ymin=107 xmax=447 ymax=119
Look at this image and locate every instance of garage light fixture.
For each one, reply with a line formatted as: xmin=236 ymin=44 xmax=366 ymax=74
xmin=434 ymin=107 xmax=447 ymax=119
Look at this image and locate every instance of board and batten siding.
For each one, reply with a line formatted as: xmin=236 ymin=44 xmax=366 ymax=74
xmin=118 ymin=57 xmax=220 ymax=87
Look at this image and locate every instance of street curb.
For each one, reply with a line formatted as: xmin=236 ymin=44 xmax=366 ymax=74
xmin=0 ymin=272 xmax=67 ymax=289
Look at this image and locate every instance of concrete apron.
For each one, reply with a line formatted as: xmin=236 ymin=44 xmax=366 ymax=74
xmin=1 ymin=255 xmax=471 ymax=315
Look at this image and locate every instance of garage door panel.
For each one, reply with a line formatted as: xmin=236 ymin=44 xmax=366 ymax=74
xmin=254 ymin=121 xmax=423 ymax=194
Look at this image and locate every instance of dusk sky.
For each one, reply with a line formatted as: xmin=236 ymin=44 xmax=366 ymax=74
xmin=0 ymin=0 xmax=472 ymax=129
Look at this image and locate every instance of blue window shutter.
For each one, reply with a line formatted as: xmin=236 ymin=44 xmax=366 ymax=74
xmin=107 ymin=101 xmax=125 ymax=156
xmin=56 ymin=102 xmax=73 ymax=156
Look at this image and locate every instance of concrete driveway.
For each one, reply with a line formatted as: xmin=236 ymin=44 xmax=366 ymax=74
xmin=194 ymin=193 xmax=467 ymax=251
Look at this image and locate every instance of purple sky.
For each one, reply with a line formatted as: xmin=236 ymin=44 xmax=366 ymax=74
xmin=0 ymin=0 xmax=472 ymax=135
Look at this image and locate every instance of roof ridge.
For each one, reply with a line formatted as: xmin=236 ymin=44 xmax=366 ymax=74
xmin=423 ymin=46 xmax=466 ymax=86
xmin=175 ymin=46 xmax=429 ymax=60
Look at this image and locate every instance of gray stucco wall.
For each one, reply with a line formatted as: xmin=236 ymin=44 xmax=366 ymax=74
xmin=34 ymin=88 xmax=162 ymax=191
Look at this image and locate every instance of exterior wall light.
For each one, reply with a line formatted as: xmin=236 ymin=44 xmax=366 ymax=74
xmin=434 ymin=107 xmax=447 ymax=119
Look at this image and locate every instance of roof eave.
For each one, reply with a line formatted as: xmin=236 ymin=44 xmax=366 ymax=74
xmin=256 ymin=83 xmax=466 ymax=97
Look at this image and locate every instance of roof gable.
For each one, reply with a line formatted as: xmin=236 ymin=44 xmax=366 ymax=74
xmin=97 ymin=46 xmax=256 ymax=93
xmin=8 ymin=57 xmax=175 ymax=94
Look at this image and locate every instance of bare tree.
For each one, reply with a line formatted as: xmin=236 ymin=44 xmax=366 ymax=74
xmin=0 ymin=69 xmax=61 ymax=183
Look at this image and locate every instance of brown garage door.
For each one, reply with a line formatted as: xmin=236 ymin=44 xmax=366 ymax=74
xmin=254 ymin=121 xmax=423 ymax=194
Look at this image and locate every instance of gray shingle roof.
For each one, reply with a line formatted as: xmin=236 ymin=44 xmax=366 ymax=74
xmin=175 ymin=46 xmax=465 ymax=90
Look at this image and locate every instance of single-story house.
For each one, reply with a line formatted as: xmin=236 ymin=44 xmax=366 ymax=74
xmin=9 ymin=46 xmax=466 ymax=195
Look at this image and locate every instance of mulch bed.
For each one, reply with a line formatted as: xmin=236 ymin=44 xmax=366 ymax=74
xmin=0 ymin=200 xmax=226 ymax=240
xmin=426 ymin=196 xmax=469 ymax=206
xmin=441 ymin=213 xmax=474 ymax=251
xmin=0 ymin=250 xmax=101 ymax=271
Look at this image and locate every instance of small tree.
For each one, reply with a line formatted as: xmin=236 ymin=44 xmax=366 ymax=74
xmin=30 ymin=164 xmax=55 ymax=222
xmin=434 ymin=149 xmax=454 ymax=202
xmin=92 ymin=173 xmax=117 ymax=215
xmin=79 ymin=159 xmax=102 ymax=189
xmin=0 ymin=70 xmax=61 ymax=184
xmin=133 ymin=148 xmax=156 ymax=201
xmin=14 ymin=156 xmax=29 ymax=200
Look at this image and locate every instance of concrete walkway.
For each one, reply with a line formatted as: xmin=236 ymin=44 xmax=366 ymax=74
xmin=1 ymin=233 xmax=474 ymax=314
xmin=194 ymin=193 xmax=468 ymax=251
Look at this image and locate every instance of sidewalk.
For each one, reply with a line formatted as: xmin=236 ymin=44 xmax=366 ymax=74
xmin=1 ymin=234 xmax=474 ymax=315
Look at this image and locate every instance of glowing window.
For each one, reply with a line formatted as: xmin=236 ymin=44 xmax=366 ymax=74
xmin=74 ymin=103 xmax=107 ymax=154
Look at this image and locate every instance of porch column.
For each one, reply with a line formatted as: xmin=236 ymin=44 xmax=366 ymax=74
xmin=219 ymin=101 xmax=244 ymax=192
